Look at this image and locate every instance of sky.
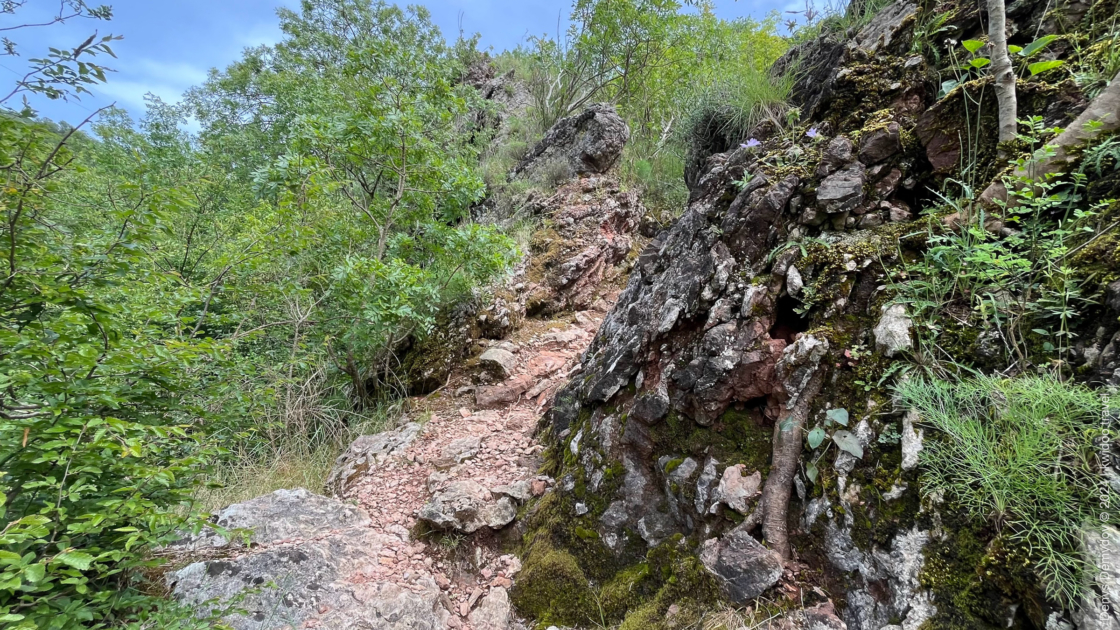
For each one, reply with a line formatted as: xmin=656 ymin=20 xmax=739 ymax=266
xmin=2 ymin=0 xmax=787 ymax=126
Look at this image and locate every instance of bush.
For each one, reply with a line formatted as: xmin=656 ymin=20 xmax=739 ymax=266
xmin=896 ymin=374 xmax=1118 ymax=606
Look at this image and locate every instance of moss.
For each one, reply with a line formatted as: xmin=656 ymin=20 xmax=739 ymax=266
xmin=511 ymin=538 xmax=597 ymax=627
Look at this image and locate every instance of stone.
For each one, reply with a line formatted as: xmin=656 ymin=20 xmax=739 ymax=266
xmin=858 ymin=122 xmax=902 ymax=164
xmin=479 ymin=348 xmax=518 ymax=379
xmin=858 ymin=213 xmax=883 ymax=229
xmin=169 ymin=490 xmax=449 ymax=630
xmin=1107 ymin=280 xmax=1120 ymax=313
xmin=876 ymin=168 xmax=903 ymax=197
xmin=1073 ymin=526 xmax=1120 ymax=630
xmin=787 ymin=265 xmax=804 ymax=297
xmin=901 ymin=409 xmax=923 ymax=470
xmin=418 ymin=480 xmax=516 ymax=533
xmin=475 ymin=374 xmax=534 ymax=407
xmin=434 ymin=436 xmax=481 ymax=469
xmin=491 ymin=480 xmax=533 ymax=502
xmin=873 ymin=304 xmax=913 ymax=357
xmin=816 ymin=136 xmax=854 ymax=178
xmin=469 ymin=587 xmax=512 ymax=630
xmin=818 ymin=163 xmax=866 ymax=213
xmin=699 ymin=528 xmax=784 ymax=603
xmin=325 ymin=424 xmax=421 ymax=495
xmin=887 ymin=201 xmax=913 ymax=222
xmin=773 ymin=602 xmax=848 ymax=629
xmin=512 ymin=103 xmax=629 ymax=181
xmin=709 ymin=464 xmax=762 ymax=514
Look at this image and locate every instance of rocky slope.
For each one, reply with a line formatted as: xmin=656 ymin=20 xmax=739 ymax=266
xmin=168 ymin=1 xmax=1120 ymax=628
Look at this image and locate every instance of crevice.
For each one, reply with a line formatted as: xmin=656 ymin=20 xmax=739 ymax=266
xmin=769 ymin=295 xmax=811 ymax=343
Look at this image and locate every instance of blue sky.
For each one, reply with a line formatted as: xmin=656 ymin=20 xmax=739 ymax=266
xmin=3 ymin=0 xmax=787 ymax=126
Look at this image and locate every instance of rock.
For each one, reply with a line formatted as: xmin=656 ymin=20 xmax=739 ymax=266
xmin=1073 ymin=526 xmax=1120 ymax=630
xmin=886 ymin=201 xmax=913 ymax=222
xmin=817 ymin=136 xmax=854 ymax=178
xmin=491 ymin=480 xmax=533 ymax=502
xmin=787 ymin=265 xmax=805 ymax=297
xmin=434 ymin=436 xmax=481 ymax=469
xmin=469 ymin=587 xmax=512 ymax=630
xmin=699 ymin=528 xmax=784 ymax=603
xmin=858 ymin=213 xmax=884 ymax=229
xmin=773 ymin=601 xmax=848 ymax=629
xmin=480 ymin=348 xmax=518 ymax=379
xmin=709 ymin=464 xmax=762 ymax=514
xmin=849 ymin=1 xmax=918 ymax=53
xmin=475 ymin=374 xmax=534 ymax=407
xmin=818 ymin=163 xmax=866 ymax=213
xmin=1107 ymin=280 xmax=1120 ymax=313
xmin=418 ymin=480 xmax=517 ymax=533
xmin=901 ymin=409 xmax=923 ymax=470
xmin=512 ymin=103 xmax=629 ymax=182
xmin=873 ymin=304 xmax=913 ymax=357
xmin=876 ymin=168 xmax=903 ymax=197
xmin=169 ymin=490 xmax=449 ymax=630
xmin=326 ymin=423 xmax=421 ymax=495
xmin=859 ymin=122 xmax=902 ymax=164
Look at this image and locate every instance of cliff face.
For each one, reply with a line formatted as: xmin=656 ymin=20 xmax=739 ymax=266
xmin=514 ymin=0 xmax=1120 ymax=628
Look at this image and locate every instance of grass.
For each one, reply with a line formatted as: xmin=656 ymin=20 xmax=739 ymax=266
xmin=895 ymin=374 xmax=1117 ymax=607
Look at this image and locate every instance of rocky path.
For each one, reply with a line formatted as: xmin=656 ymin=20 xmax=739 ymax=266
xmin=170 ymin=304 xmax=613 ymax=630
xmin=340 ymin=307 xmax=609 ymax=628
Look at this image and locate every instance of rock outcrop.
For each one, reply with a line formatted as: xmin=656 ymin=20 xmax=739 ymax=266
xmin=512 ymin=103 xmax=629 ymax=182
xmin=169 ymin=489 xmax=450 ymax=630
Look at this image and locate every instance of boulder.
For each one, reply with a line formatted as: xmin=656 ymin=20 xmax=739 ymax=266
xmin=859 ymin=122 xmax=902 ymax=164
xmin=699 ymin=528 xmax=784 ymax=603
xmin=433 ymin=436 xmax=482 ymax=469
xmin=873 ymin=304 xmax=913 ymax=357
xmin=469 ymin=587 xmax=513 ymax=630
xmin=480 ymin=347 xmax=518 ymax=379
xmin=818 ymin=163 xmax=866 ymax=213
xmin=169 ymin=489 xmax=449 ymax=630
xmin=418 ymin=480 xmax=517 ymax=533
xmin=512 ymin=103 xmax=629 ymax=182
xmin=817 ymin=136 xmax=854 ymax=178
xmin=326 ymin=423 xmax=421 ymax=495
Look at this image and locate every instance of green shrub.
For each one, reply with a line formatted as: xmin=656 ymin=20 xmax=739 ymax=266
xmin=896 ymin=374 xmax=1118 ymax=606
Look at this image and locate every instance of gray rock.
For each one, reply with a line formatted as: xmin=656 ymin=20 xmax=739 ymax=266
xmin=699 ymin=528 xmax=784 ymax=603
xmin=818 ymin=163 xmax=866 ymax=213
xmin=513 ymin=103 xmax=629 ymax=181
xmin=858 ymin=212 xmax=884 ymax=229
xmin=874 ymin=304 xmax=913 ymax=357
xmin=787 ymin=265 xmax=805 ymax=297
xmin=849 ymin=0 xmax=919 ymax=54
xmin=169 ymin=490 xmax=449 ymax=630
xmin=695 ymin=456 xmax=721 ymax=514
xmin=901 ymin=409 xmax=923 ymax=471
xmin=773 ymin=602 xmax=848 ymax=629
xmin=778 ymin=335 xmax=830 ymax=409
xmin=480 ymin=348 xmax=518 ymax=379
xmin=418 ymin=480 xmax=516 ymax=533
xmin=1107 ymin=280 xmax=1120 ymax=313
xmin=469 ymin=587 xmax=512 ymax=630
xmin=859 ymin=122 xmax=902 ymax=164
xmin=1073 ymin=526 xmax=1120 ymax=630
xmin=434 ymin=436 xmax=482 ymax=469
xmin=708 ymin=464 xmax=762 ymax=514
xmin=817 ymin=136 xmax=854 ymax=178
xmin=491 ymin=480 xmax=533 ymax=502
xmin=326 ymin=424 xmax=421 ymax=495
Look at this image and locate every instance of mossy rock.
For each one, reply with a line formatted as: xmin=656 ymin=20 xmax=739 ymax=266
xmin=511 ymin=539 xmax=596 ymax=627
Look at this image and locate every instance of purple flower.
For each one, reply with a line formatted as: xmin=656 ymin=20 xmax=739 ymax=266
xmin=740 ymin=138 xmax=762 ymax=149
xmin=806 ymin=127 xmax=819 ymax=139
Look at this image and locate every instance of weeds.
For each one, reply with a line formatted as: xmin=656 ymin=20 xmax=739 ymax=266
xmin=896 ymin=375 xmax=1117 ymax=607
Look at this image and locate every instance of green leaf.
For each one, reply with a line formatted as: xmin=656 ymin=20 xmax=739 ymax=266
xmin=807 ymin=427 xmax=827 ymax=449
xmin=832 ymin=430 xmax=864 ymax=459
xmin=1031 ymin=329 xmax=1050 ymax=336
xmin=805 ymin=462 xmax=819 ymax=484
xmin=962 ymin=39 xmax=985 ymax=54
xmin=1008 ymin=44 xmax=1023 ymax=54
xmin=1020 ymin=34 xmax=1057 ymax=57
xmin=826 ymin=408 xmax=849 ymax=426
xmin=1028 ymin=60 xmax=1064 ymax=76
xmin=970 ymin=57 xmax=991 ymax=69
xmin=23 ymin=563 xmax=45 ymax=583
xmin=54 ymin=551 xmax=94 ymax=571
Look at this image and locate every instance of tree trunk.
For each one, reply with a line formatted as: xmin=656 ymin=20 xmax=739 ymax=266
xmin=759 ymin=369 xmax=825 ymax=562
xmin=988 ymin=0 xmax=1018 ymax=147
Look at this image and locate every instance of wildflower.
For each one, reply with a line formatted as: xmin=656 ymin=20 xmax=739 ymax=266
xmin=806 ymin=127 xmax=819 ymax=139
xmin=740 ymin=138 xmax=761 ymax=149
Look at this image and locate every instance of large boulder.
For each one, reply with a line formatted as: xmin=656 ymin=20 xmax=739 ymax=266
xmin=418 ymin=480 xmax=517 ymax=533
xmin=512 ymin=103 xmax=629 ymax=182
xmin=169 ymin=489 xmax=449 ymax=630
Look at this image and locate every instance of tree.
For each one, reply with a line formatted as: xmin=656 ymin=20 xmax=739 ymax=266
xmin=988 ymin=0 xmax=1017 ymax=148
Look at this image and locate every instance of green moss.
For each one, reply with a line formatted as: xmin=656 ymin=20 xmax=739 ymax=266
xmin=511 ymin=539 xmax=597 ymax=627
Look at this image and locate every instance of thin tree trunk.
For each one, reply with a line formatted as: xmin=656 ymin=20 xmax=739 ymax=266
xmin=759 ymin=369 xmax=825 ymax=562
xmin=989 ymin=0 xmax=1018 ymax=147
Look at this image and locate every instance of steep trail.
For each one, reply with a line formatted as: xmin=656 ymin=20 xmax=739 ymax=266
xmin=339 ymin=305 xmax=613 ymax=627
